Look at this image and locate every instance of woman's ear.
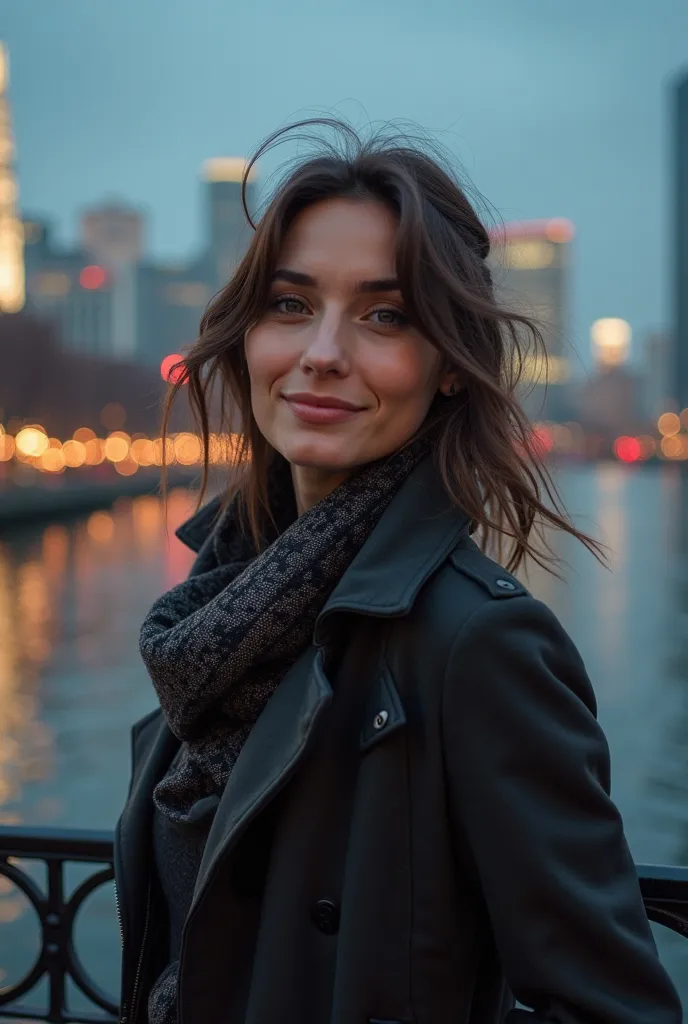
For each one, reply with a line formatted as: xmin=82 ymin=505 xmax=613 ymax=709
xmin=439 ymin=373 xmax=460 ymax=397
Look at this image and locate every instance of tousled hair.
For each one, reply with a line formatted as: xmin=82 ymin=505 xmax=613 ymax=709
xmin=162 ymin=118 xmax=604 ymax=575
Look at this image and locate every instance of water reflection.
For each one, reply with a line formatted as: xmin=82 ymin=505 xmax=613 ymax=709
xmin=0 ymin=488 xmax=196 ymax=826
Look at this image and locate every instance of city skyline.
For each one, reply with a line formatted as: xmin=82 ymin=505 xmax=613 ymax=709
xmin=3 ymin=0 xmax=688 ymax=367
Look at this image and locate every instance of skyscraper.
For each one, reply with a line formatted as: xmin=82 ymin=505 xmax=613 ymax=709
xmin=81 ymin=201 xmax=145 ymax=359
xmin=674 ymin=71 xmax=688 ymax=413
xmin=487 ymin=218 xmax=574 ymax=422
xmin=81 ymin=201 xmax=144 ymax=268
xmin=202 ymin=157 xmax=256 ymax=290
xmin=0 ymin=42 xmax=25 ymax=312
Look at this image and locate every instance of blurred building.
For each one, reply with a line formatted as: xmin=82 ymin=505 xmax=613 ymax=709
xmin=0 ymin=42 xmax=25 ymax=312
xmin=574 ymin=366 xmax=642 ymax=437
xmin=21 ymin=157 xmax=256 ymax=370
xmin=641 ymin=330 xmax=671 ymax=421
xmin=202 ymin=157 xmax=257 ymax=291
xmin=674 ymin=71 xmax=688 ymax=413
xmin=23 ymin=215 xmax=115 ymax=356
xmin=133 ymin=259 xmax=212 ymax=369
xmin=80 ymin=201 xmax=145 ymax=360
xmin=488 ymin=218 xmax=573 ymax=422
xmin=571 ymin=318 xmax=643 ymax=436
xmin=81 ymin=201 xmax=144 ymax=267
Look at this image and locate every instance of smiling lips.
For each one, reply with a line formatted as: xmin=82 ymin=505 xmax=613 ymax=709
xmin=282 ymin=392 xmax=365 ymax=425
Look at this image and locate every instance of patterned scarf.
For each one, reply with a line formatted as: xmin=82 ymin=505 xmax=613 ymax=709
xmin=139 ymin=438 xmax=429 ymax=824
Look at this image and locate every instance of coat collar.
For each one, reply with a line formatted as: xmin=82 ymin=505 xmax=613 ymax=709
xmin=313 ymin=455 xmax=470 ymax=642
xmin=175 ymin=455 xmax=471 ymax=639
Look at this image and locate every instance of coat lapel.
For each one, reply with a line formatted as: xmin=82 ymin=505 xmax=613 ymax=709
xmin=313 ymin=455 xmax=471 ymax=645
xmin=190 ymin=643 xmax=333 ymax=910
xmin=174 ymin=454 xmax=472 ymax=913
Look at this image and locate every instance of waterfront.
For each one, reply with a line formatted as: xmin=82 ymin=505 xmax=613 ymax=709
xmin=0 ymin=466 xmax=687 ymax=1012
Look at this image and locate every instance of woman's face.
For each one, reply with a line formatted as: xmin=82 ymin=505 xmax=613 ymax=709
xmin=245 ymin=197 xmax=454 ymax=475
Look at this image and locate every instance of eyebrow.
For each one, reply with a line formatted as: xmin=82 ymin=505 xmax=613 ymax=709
xmin=272 ymin=268 xmax=400 ymax=293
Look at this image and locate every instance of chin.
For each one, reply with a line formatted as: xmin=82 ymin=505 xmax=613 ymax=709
xmin=279 ymin=434 xmax=369 ymax=472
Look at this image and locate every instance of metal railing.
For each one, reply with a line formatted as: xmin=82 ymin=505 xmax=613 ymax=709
xmin=0 ymin=827 xmax=118 ymax=1023
xmin=1 ymin=825 xmax=688 ymax=1024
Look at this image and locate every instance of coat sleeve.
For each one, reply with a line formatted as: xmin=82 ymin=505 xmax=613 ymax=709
xmin=441 ymin=594 xmax=682 ymax=1023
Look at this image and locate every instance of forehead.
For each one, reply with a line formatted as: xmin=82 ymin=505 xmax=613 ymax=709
xmin=278 ymin=198 xmax=398 ymax=282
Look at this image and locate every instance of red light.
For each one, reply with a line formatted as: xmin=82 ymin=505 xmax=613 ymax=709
xmin=79 ymin=265 xmax=108 ymax=289
xmin=531 ymin=426 xmax=553 ymax=457
xmin=613 ymin=436 xmax=641 ymax=463
xmin=161 ymin=354 xmax=187 ymax=385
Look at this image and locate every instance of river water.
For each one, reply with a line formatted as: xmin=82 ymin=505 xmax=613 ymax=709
xmin=0 ymin=466 xmax=687 ymax=1016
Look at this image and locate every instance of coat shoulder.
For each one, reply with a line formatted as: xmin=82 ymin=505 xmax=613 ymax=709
xmin=386 ymin=536 xmax=533 ymax=694
xmin=445 ymin=534 xmax=530 ymax=604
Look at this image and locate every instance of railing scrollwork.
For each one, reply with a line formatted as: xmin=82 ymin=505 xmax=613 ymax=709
xmin=0 ymin=826 xmax=118 ymax=1023
xmin=0 ymin=826 xmax=687 ymax=1023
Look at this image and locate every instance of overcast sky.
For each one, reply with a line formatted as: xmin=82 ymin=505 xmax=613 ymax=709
xmin=2 ymin=0 xmax=687 ymax=368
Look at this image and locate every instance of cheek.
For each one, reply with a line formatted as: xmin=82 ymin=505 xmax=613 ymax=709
xmin=245 ymin=324 xmax=295 ymax=387
xmin=365 ymin=341 xmax=440 ymax=405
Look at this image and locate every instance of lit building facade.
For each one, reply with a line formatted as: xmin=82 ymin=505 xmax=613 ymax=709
xmin=23 ymin=216 xmax=114 ymax=356
xmin=487 ymin=218 xmax=574 ymax=422
xmin=674 ymin=72 xmax=688 ymax=413
xmin=0 ymin=42 xmax=25 ymax=312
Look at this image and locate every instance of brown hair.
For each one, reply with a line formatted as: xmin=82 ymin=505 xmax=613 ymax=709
xmin=163 ymin=119 xmax=604 ymax=575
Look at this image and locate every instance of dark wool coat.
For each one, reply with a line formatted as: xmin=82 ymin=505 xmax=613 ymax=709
xmin=114 ymin=456 xmax=682 ymax=1024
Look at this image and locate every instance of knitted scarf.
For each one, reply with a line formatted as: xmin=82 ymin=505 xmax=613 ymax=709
xmin=139 ymin=438 xmax=429 ymax=825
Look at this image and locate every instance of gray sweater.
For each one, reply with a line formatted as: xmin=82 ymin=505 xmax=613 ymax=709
xmin=148 ymin=751 xmax=218 ymax=1024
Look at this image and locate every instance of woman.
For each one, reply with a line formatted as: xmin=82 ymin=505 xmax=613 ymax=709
xmin=115 ymin=121 xmax=682 ymax=1024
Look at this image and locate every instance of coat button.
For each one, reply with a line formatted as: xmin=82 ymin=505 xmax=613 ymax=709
xmin=373 ymin=710 xmax=389 ymax=730
xmin=311 ymin=898 xmax=340 ymax=934
xmin=495 ymin=578 xmax=516 ymax=591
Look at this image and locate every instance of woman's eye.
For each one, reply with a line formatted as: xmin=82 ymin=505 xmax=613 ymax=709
xmin=367 ymin=307 xmax=409 ymax=328
xmin=272 ymin=296 xmax=308 ymax=316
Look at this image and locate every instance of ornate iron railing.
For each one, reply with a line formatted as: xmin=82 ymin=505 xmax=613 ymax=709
xmin=0 ymin=827 xmax=118 ymax=1023
xmin=0 ymin=826 xmax=687 ymax=1023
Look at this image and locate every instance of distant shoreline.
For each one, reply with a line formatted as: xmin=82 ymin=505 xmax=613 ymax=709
xmin=0 ymin=471 xmax=200 ymax=530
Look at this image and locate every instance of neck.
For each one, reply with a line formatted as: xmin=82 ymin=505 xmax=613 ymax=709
xmin=291 ymin=464 xmax=352 ymax=515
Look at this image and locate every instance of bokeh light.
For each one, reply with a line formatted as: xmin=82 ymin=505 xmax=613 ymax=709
xmin=73 ymin=426 xmax=96 ymax=443
xmin=79 ymin=265 xmax=107 ymax=289
xmin=161 ymin=354 xmax=187 ymax=385
xmin=40 ymin=448 xmax=66 ymax=473
xmin=658 ymin=412 xmax=681 ymax=437
xmin=86 ymin=511 xmax=115 ymax=543
xmin=62 ymin=440 xmax=87 ymax=468
xmin=103 ymin=435 xmax=130 ymax=463
xmin=15 ymin=427 xmax=48 ymax=458
xmin=613 ymin=436 xmax=642 ymax=463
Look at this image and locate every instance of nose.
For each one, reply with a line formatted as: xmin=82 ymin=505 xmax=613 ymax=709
xmin=299 ymin=309 xmax=349 ymax=377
